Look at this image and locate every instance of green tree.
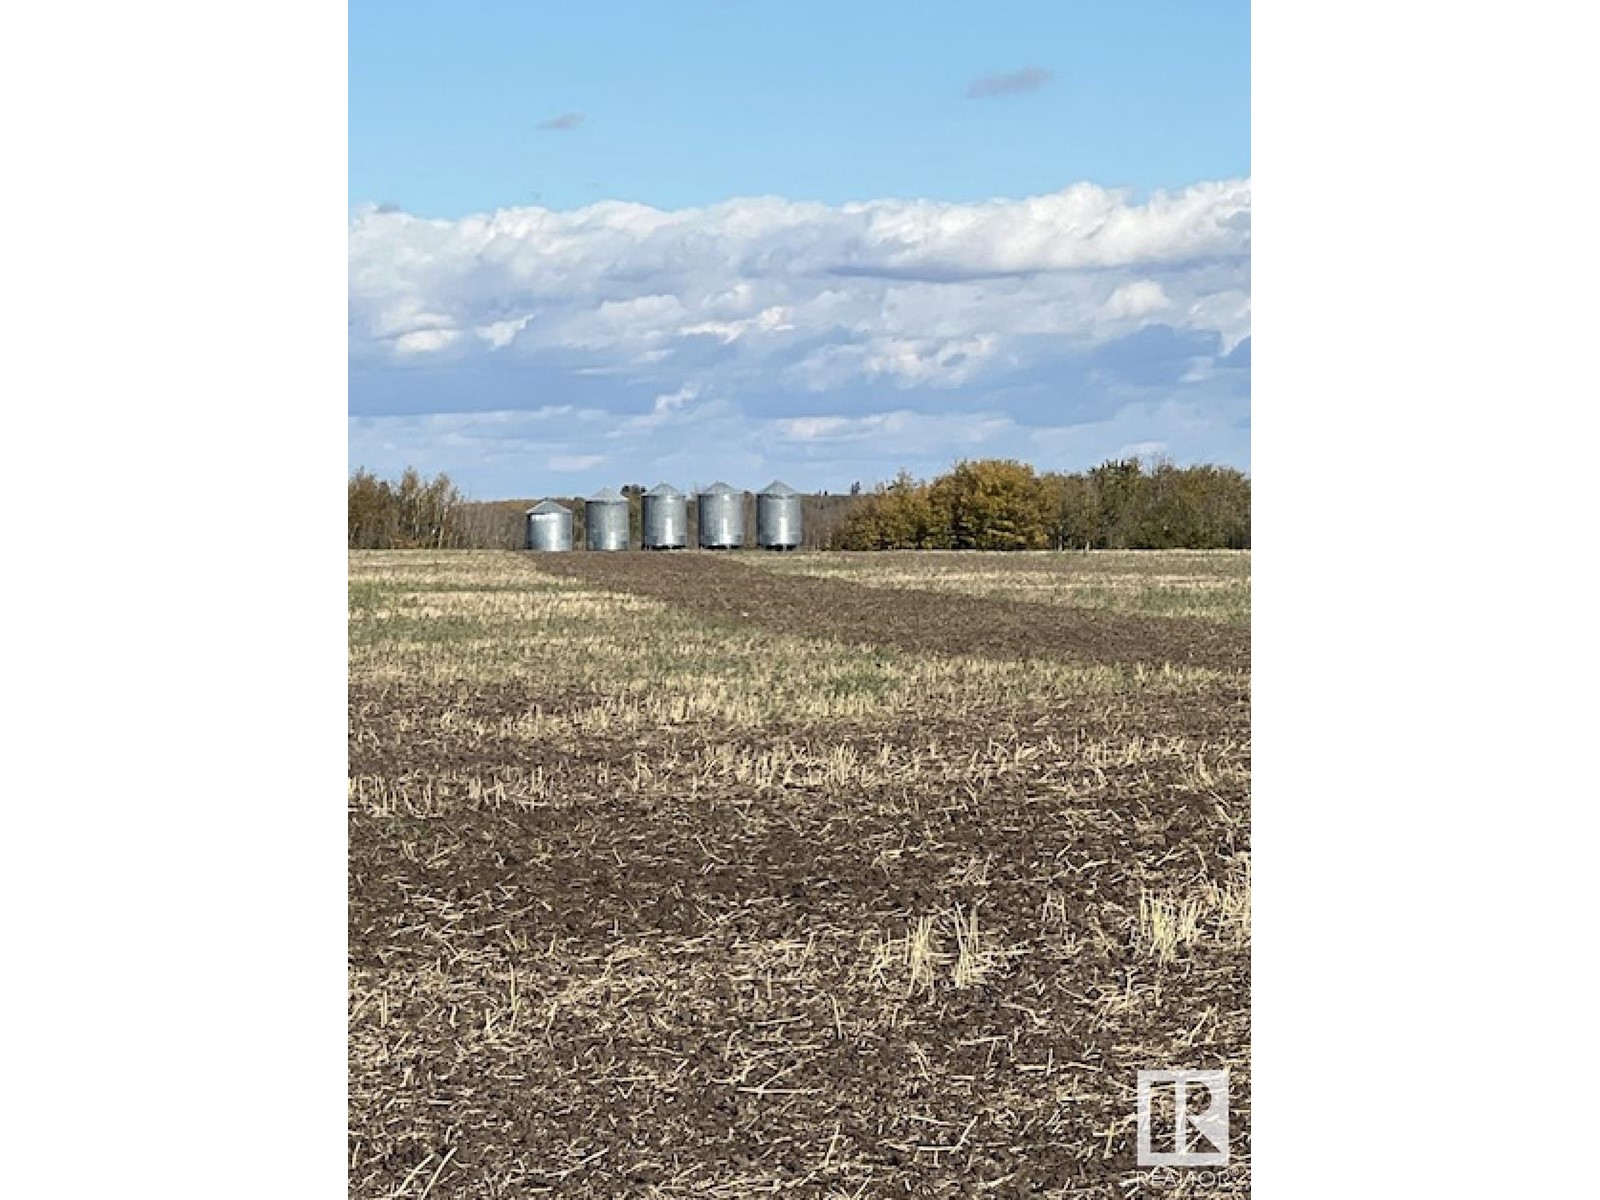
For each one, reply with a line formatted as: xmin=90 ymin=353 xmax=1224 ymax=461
xmin=1041 ymin=471 xmax=1100 ymax=550
xmin=1088 ymin=458 xmax=1147 ymax=548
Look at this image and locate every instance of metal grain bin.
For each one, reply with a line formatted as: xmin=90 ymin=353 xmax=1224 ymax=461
xmin=525 ymin=499 xmax=573 ymax=551
xmin=641 ymin=482 xmax=688 ymax=549
xmin=697 ymin=482 xmax=746 ymax=549
xmin=585 ymin=486 xmax=630 ymax=551
xmin=757 ymin=480 xmax=802 ymax=550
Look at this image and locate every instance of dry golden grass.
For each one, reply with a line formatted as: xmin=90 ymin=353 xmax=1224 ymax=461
xmin=746 ymin=549 xmax=1251 ymax=623
xmin=1137 ymin=857 xmax=1252 ymax=963
xmin=351 ymin=552 xmax=1239 ymax=733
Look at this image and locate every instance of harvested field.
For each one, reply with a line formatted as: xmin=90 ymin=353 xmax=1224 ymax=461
xmin=534 ymin=552 xmax=1249 ymax=674
xmin=350 ymin=550 xmax=1251 ymax=1197
xmin=741 ymin=550 xmax=1252 ymax=625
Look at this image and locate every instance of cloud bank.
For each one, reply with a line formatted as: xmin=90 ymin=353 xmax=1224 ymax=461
xmin=349 ymin=178 xmax=1250 ymax=496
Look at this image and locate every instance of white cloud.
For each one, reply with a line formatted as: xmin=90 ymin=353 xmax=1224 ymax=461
xmin=1185 ymin=289 xmax=1252 ymax=353
xmin=773 ymin=410 xmax=1012 ymax=449
xmin=349 ymin=178 xmax=1250 ymax=491
xmin=681 ymin=305 xmax=795 ymax=343
xmin=776 ymin=415 xmax=870 ymax=442
xmin=350 ymin=179 xmax=1248 ymax=363
xmin=392 ymin=328 xmax=460 ymax=355
xmin=1105 ymin=280 xmax=1171 ymax=319
xmin=652 ymin=384 xmax=698 ymax=413
xmin=477 ymin=317 xmax=532 ymax=348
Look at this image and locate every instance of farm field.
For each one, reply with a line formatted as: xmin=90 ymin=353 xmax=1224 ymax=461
xmin=742 ymin=551 xmax=1251 ymax=625
xmin=349 ymin=550 xmax=1251 ymax=1197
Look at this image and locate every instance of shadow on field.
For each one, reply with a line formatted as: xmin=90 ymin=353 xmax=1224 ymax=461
xmin=530 ymin=553 xmax=1249 ymax=673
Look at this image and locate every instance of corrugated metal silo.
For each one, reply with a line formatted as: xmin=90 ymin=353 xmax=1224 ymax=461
xmin=697 ymin=482 xmax=746 ymax=549
xmin=757 ymin=480 xmax=802 ymax=550
xmin=526 ymin=499 xmax=574 ymax=551
xmin=585 ymin=487 xmax=630 ymax=551
xmin=641 ymin=482 xmax=688 ymax=549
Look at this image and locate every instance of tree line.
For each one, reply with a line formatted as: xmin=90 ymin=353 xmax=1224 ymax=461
xmin=349 ymin=457 xmax=1249 ymax=551
xmin=829 ymin=458 xmax=1249 ymax=550
xmin=348 ymin=468 xmax=472 ymax=549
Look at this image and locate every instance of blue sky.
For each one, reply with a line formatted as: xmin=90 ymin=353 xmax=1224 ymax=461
xmin=350 ymin=0 xmax=1250 ymax=497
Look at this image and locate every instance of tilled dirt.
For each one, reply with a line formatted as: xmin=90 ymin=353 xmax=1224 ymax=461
xmin=350 ymin=553 xmax=1251 ymax=1197
xmin=350 ymin=688 xmax=1250 ymax=1196
xmin=529 ymin=553 xmax=1249 ymax=673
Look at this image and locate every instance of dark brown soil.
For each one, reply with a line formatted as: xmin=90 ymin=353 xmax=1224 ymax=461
xmin=528 ymin=552 xmax=1249 ymax=673
xmin=350 ymin=687 xmax=1250 ymax=1196
xmin=350 ymin=553 xmax=1250 ymax=1196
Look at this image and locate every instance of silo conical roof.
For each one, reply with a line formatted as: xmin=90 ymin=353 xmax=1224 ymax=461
xmin=528 ymin=499 xmax=570 ymax=514
xmin=588 ymin=486 xmax=626 ymax=503
xmin=759 ymin=480 xmax=798 ymax=496
xmin=700 ymin=481 xmax=739 ymax=496
xmin=645 ymin=481 xmax=682 ymax=497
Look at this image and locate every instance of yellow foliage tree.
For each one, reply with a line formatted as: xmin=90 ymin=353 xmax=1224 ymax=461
xmin=927 ymin=460 xmax=1052 ymax=550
